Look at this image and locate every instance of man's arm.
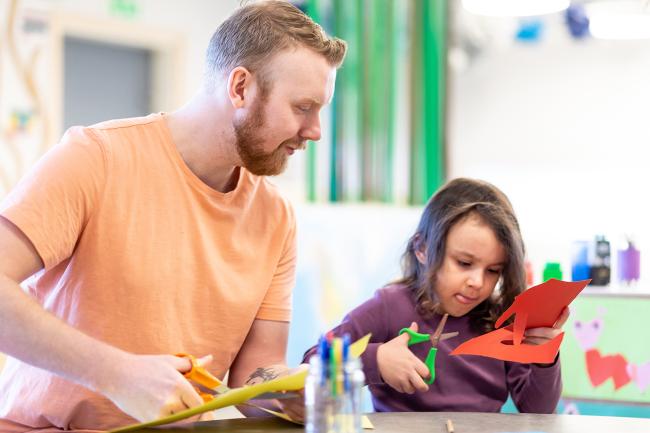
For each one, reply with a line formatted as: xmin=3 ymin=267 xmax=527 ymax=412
xmin=228 ymin=319 xmax=290 ymax=388
xmin=0 ymin=217 xmax=209 ymax=422
xmin=229 ymin=318 xmax=307 ymax=420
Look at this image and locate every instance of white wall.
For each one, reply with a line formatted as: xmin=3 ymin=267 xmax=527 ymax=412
xmin=449 ymin=11 xmax=650 ymax=289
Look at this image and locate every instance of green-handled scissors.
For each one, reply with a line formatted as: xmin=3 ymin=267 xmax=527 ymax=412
xmin=398 ymin=313 xmax=458 ymax=385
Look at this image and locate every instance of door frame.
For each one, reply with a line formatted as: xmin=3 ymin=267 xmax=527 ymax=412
xmin=48 ymin=12 xmax=185 ymax=143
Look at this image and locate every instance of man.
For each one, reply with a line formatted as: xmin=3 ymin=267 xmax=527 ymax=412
xmin=0 ymin=1 xmax=346 ymax=430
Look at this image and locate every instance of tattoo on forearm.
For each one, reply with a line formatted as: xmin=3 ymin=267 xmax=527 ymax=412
xmin=246 ymin=367 xmax=280 ymax=385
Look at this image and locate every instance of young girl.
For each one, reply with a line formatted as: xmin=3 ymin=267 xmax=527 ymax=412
xmin=302 ymin=178 xmax=567 ymax=414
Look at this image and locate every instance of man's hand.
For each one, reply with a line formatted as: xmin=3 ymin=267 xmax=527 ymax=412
xmin=101 ymin=353 xmax=216 ymax=422
xmin=377 ymin=322 xmax=430 ymax=394
xmin=271 ymin=364 xmax=308 ymax=422
xmin=0 ymin=217 xmax=215 ymax=424
xmin=244 ymin=363 xmax=307 ymax=422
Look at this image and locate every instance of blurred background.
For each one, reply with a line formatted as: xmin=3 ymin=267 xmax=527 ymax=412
xmin=2 ymin=0 xmax=650 ymax=418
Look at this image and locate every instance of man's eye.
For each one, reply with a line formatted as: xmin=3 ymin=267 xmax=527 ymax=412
xmin=296 ymin=105 xmax=311 ymax=113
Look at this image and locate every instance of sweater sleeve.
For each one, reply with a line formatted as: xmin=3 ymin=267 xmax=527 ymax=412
xmin=506 ymin=354 xmax=562 ymax=413
xmin=301 ymin=289 xmax=391 ymax=385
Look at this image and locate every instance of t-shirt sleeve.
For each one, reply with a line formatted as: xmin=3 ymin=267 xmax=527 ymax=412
xmin=255 ymin=203 xmax=296 ymax=322
xmin=0 ymin=127 xmax=106 ymax=270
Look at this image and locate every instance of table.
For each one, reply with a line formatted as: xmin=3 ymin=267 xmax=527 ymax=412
xmin=141 ymin=411 xmax=650 ymax=432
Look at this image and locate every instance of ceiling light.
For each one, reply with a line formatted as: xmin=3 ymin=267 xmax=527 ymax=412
xmin=587 ymin=1 xmax=650 ymax=40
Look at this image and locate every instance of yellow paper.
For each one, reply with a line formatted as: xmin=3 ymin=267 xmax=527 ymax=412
xmin=255 ymin=406 xmax=374 ymax=429
xmin=350 ymin=333 xmax=371 ymax=358
xmin=252 ymin=405 xmax=303 ymax=425
xmin=109 ymin=334 xmax=371 ymax=433
xmin=109 ymin=370 xmax=307 ymax=432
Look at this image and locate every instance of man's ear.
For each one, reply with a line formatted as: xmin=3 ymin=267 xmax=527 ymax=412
xmin=227 ymin=66 xmax=252 ymax=109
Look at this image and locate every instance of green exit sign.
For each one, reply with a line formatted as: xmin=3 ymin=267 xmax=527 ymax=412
xmin=109 ymin=0 xmax=139 ymax=19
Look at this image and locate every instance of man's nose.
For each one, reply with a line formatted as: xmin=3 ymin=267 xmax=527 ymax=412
xmin=300 ymin=114 xmax=321 ymax=142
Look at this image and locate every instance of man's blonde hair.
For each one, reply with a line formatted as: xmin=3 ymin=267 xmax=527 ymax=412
xmin=205 ymin=0 xmax=347 ymax=89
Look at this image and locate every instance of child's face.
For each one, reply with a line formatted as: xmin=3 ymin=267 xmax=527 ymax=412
xmin=429 ymin=214 xmax=506 ymax=317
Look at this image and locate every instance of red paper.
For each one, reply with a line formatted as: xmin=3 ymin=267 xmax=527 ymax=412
xmin=450 ymin=278 xmax=590 ymax=363
xmin=495 ymin=279 xmax=590 ymax=345
xmin=450 ymin=327 xmax=564 ymax=364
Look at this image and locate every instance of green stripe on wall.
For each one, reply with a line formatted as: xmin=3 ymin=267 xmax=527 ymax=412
xmin=384 ymin=0 xmax=397 ymax=203
xmin=423 ymin=0 xmax=447 ymax=199
xmin=410 ymin=0 xmax=447 ymax=205
xmin=409 ymin=0 xmax=425 ymax=205
xmin=330 ymin=0 xmax=343 ymax=201
xmin=306 ymin=0 xmax=320 ymax=202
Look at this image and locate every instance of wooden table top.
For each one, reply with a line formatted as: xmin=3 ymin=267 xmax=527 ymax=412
xmin=140 ymin=411 xmax=650 ymax=433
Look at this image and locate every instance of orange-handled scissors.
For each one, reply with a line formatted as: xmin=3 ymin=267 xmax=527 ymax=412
xmin=177 ymin=353 xmax=229 ymax=402
xmin=176 ymin=353 xmax=298 ymax=402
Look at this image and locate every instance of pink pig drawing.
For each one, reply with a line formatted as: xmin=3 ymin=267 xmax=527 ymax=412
xmin=573 ymin=308 xmax=605 ymax=352
xmin=573 ymin=307 xmax=650 ymax=393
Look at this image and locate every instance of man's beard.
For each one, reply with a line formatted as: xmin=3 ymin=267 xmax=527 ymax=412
xmin=234 ymin=97 xmax=296 ymax=176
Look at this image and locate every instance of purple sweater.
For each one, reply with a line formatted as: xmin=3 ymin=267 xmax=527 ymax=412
xmin=302 ymin=285 xmax=562 ymax=413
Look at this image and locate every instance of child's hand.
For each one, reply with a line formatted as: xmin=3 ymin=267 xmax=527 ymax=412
xmin=523 ymin=307 xmax=570 ymax=345
xmin=377 ymin=322 xmax=431 ymax=394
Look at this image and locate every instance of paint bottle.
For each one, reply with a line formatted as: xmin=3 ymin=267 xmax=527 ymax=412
xmin=543 ymin=262 xmax=563 ymax=281
xmin=617 ymin=240 xmax=640 ymax=284
xmin=590 ymin=235 xmax=611 ymax=286
xmin=571 ymin=240 xmax=591 ymax=281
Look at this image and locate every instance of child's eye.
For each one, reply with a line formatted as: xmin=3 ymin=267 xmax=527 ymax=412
xmin=295 ymin=105 xmax=311 ymax=113
xmin=488 ymin=268 xmax=502 ymax=274
xmin=458 ymin=260 xmax=471 ymax=267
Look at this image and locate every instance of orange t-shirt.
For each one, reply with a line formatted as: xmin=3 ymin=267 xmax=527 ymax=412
xmin=0 ymin=114 xmax=296 ymax=431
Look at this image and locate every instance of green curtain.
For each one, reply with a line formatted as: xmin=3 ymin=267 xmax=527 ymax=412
xmin=303 ymin=0 xmax=447 ymax=205
xmin=410 ymin=0 xmax=447 ymax=204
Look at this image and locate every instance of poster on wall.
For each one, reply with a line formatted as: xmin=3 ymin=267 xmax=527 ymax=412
xmin=562 ymin=295 xmax=650 ymax=403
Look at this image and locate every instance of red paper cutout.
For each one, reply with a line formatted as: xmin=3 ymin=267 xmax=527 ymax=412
xmin=451 ymin=327 xmax=564 ymax=363
xmin=450 ymin=278 xmax=590 ymax=363
xmin=496 ymin=279 xmax=590 ymax=345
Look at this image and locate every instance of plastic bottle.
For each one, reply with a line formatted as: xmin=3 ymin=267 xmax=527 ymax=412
xmin=571 ymin=240 xmax=591 ymax=281
xmin=305 ymin=356 xmax=365 ymax=433
xmin=590 ymin=235 xmax=611 ymax=286
xmin=543 ymin=262 xmax=563 ymax=281
xmin=617 ymin=240 xmax=640 ymax=284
